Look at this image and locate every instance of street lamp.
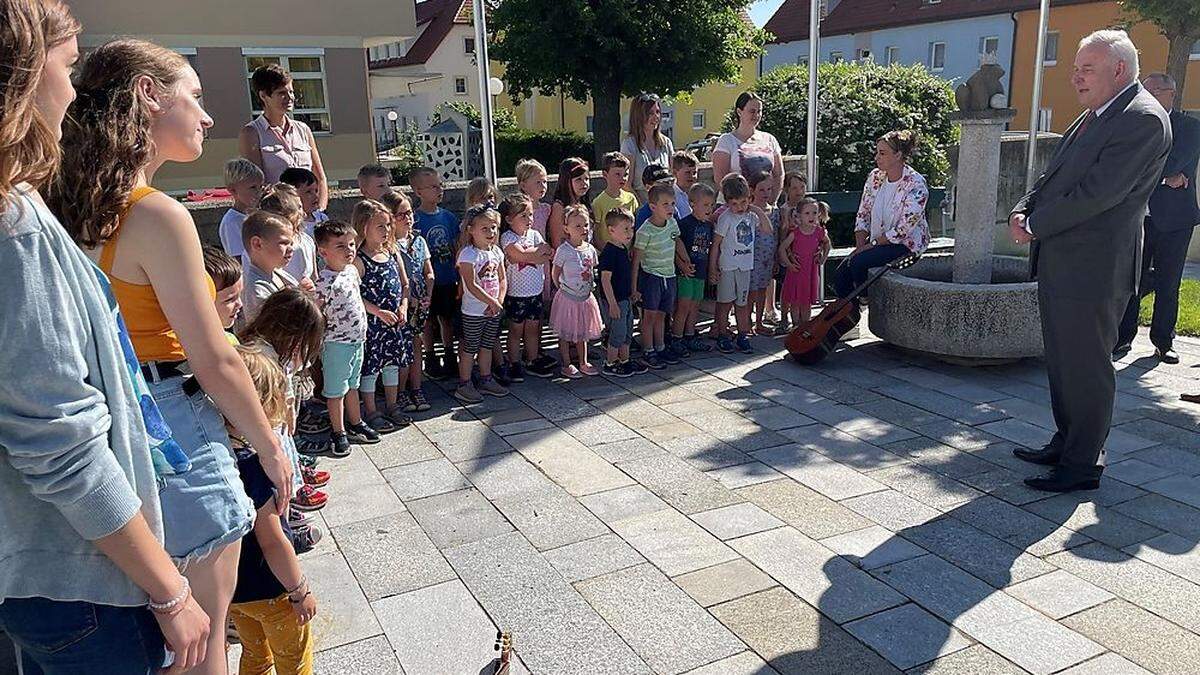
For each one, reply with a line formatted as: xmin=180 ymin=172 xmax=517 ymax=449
xmin=473 ymin=0 xmax=497 ymax=183
xmin=806 ymin=0 xmax=823 ymax=190
xmin=1025 ymin=0 xmax=1051 ymax=190
xmin=386 ymin=110 xmax=399 ymax=148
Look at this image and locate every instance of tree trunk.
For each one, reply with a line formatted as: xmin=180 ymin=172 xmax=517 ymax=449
xmin=1165 ymin=32 xmax=1194 ymax=111
xmin=591 ymin=80 xmax=624 ymax=166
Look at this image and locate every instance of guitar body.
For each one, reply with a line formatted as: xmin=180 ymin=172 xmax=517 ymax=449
xmin=786 ymin=302 xmax=860 ymax=365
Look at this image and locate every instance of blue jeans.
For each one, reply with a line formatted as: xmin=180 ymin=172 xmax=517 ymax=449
xmin=0 ymin=597 xmax=167 ymax=674
xmin=833 ymin=244 xmax=911 ymax=298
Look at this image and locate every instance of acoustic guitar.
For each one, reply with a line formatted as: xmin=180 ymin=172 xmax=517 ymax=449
xmin=785 ymin=253 xmax=920 ymax=365
xmin=488 ymin=631 xmax=513 ymax=675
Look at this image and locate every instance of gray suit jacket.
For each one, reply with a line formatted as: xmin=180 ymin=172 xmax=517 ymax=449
xmin=1148 ymin=110 xmax=1200 ymax=232
xmin=1013 ymin=84 xmax=1171 ymax=300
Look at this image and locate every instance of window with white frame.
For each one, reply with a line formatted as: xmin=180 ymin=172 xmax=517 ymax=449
xmin=856 ymin=48 xmax=872 ymax=62
xmin=1044 ymin=31 xmax=1059 ymax=65
xmin=830 ymin=50 xmax=844 ymax=63
xmin=692 ymin=109 xmax=706 ymax=130
xmin=464 ymin=37 xmax=476 ymax=54
xmin=928 ymin=42 xmax=946 ymax=72
xmin=980 ymin=36 xmax=999 ymax=58
xmin=1191 ymin=40 xmax=1199 ymax=59
xmin=454 ymin=77 xmax=468 ymax=95
xmin=1037 ymin=108 xmax=1053 ymax=132
xmin=244 ymin=49 xmax=331 ymax=133
xmin=885 ymin=46 xmax=900 ymax=65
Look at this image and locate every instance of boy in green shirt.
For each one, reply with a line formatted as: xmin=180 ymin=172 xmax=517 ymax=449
xmin=591 ymin=151 xmax=639 ymax=247
xmin=632 ymin=183 xmax=693 ymax=368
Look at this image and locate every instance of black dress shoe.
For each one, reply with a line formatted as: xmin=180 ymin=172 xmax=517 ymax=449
xmin=1156 ymin=348 xmax=1180 ymax=365
xmin=1013 ymin=445 xmax=1061 ymax=466
xmin=1111 ymin=344 xmax=1132 ymax=361
xmin=1025 ymin=469 xmax=1101 ymax=493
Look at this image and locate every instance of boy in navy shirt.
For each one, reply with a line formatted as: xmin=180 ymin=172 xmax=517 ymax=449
xmin=674 ymin=183 xmax=716 ymax=354
xmin=598 ymin=209 xmax=646 ymax=377
xmin=410 ymin=166 xmax=460 ymax=379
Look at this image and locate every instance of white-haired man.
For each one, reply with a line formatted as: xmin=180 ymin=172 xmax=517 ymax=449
xmin=1009 ymin=30 xmax=1171 ymax=492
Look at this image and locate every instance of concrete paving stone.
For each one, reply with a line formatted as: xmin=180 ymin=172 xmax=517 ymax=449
xmin=543 ymin=534 xmax=645 ymax=583
xmin=660 ymin=394 xmax=735 ymax=418
xmin=1048 ymin=542 xmax=1200 ymax=633
xmin=332 ymin=513 xmax=457 ymax=601
xmin=576 ymin=564 xmax=746 ymax=674
xmin=303 ymin=552 xmax=384 ymax=651
xmin=970 ymin=614 xmax=1105 ymax=675
xmin=321 ymin=481 xmax=407 ymax=528
xmin=631 ymin=376 xmax=707 ymax=406
xmin=579 ymin=484 xmax=669 ymax=524
xmin=1112 ymin=493 xmax=1200 ymax=540
xmin=507 ymin=428 xmax=634 ymax=496
xmin=456 ymin=452 xmax=551 ymax=501
xmin=1057 ymin=653 xmax=1152 ymax=675
xmin=900 ymin=516 xmax=1058 ymax=588
xmin=1062 ymin=599 xmax=1200 ymax=675
xmin=867 ymin=464 xmax=984 ymax=511
xmin=1104 ymin=458 xmax=1175 ymax=486
xmin=1124 ymin=445 xmax=1200 ymax=476
xmin=681 ymin=651 xmax=778 ymax=675
xmin=706 ymin=461 xmax=785 ymax=489
xmin=882 ymin=367 xmax=1007 ymax=404
xmin=987 ymin=396 xmax=1059 ymax=431
xmin=560 ymin=376 xmax=630 ymax=401
xmin=844 ymin=602 xmax=972 ymax=670
xmin=710 ymin=587 xmax=901 ymax=674
xmin=691 ymin=502 xmax=784 ymax=540
xmin=1141 ymin=475 xmax=1200 ymax=508
xmin=904 ymin=644 xmax=1025 ymax=675
xmin=406 ymin=488 xmax=513 ymax=549
xmin=741 ymin=404 xmax=819 ymax=430
xmin=783 ymin=399 xmax=876 ymax=428
xmin=313 ymin=636 xmax=402 ymax=675
xmin=470 ymin=402 xmax=543 ymax=428
xmin=1114 ymin=418 xmax=1200 ymax=452
xmin=1123 ymin=532 xmax=1200 ymax=585
xmin=842 ymin=490 xmax=943 ymax=531
xmin=914 ymin=419 xmax=1006 ymax=451
xmin=616 ymin=452 xmax=743 ymax=515
xmin=873 ymin=383 xmax=1008 ymax=425
xmin=836 ymin=417 xmax=922 ymax=446
xmin=321 ymin=448 xmax=387 ymax=490
xmin=782 ymin=424 xmax=909 ymax=471
xmin=796 ymin=377 xmax=886 ymax=406
xmin=1005 ymin=569 xmax=1114 ymax=619
xmin=491 ymin=487 xmax=609 ymax=551
xmin=1102 ymin=426 xmax=1160 ymax=455
xmin=753 ymin=444 xmax=888 ymax=501
xmin=736 ymin=477 xmax=873 ymax=539
xmin=948 ymin=495 xmax=1084 ymax=556
xmin=371 ymin=579 xmax=500 ymax=675
xmin=446 ymin=532 xmax=650 ymax=674
xmin=882 ymin=438 xmax=997 ymax=478
xmin=556 ymin=413 xmax=641 ymax=447
xmin=638 ymin=420 xmax=706 ymax=444
xmin=490 ymin=417 xmax=555 ymax=437
xmin=852 ymin=397 xmax=947 ymax=430
xmin=411 ymin=407 xmax=477 ymax=435
xmin=610 ymin=508 xmax=740 ymax=577
xmin=510 ymin=385 xmax=601 ymax=421
xmin=589 ymin=437 xmax=668 ymax=464
xmin=966 ymin=442 xmax=1051 ymax=477
xmin=977 ymin=419 xmax=1055 ymax=449
xmin=363 ymin=425 xmax=441 ymax=469
xmin=655 ymin=433 xmax=755 ymax=471
xmin=672 ymin=558 xmax=778 ymax=607
xmin=820 ymin=525 xmax=928 ymax=570
xmin=423 ymin=424 xmax=514 ymax=463
xmin=730 ymin=526 xmax=907 ymax=624
xmin=382 ymin=458 xmax=472 ymax=501
xmin=589 ymin=394 xmax=681 ymax=429
xmin=1023 ymin=495 xmax=1163 ymax=549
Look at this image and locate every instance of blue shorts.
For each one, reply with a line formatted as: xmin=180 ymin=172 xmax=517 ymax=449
xmin=0 ymin=597 xmax=168 ymax=674
xmin=601 ymin=298 xmax=634 ymax=348
xmin=639 ymin=271 xmax=676 ymax=314
xmin=149 ymin=375 xmax=255 ymax=568
xmin=322 ymin=341 xmax=365 ymax=398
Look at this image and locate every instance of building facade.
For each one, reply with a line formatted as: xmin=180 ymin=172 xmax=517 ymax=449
xmin=71 ymin=0 xmax=415 ymax=193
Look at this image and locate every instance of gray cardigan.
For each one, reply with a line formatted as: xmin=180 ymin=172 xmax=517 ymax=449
xmin=0 ymin=187 xmax=163 ymax=607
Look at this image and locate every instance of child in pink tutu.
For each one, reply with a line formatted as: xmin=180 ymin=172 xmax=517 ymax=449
xmin=778 ymin=198 xmax=831 ymax=325
xmin=550 ymin=205 xmax=603 ymax=377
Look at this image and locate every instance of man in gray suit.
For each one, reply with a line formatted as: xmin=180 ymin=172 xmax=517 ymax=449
xmin=1115 ymin=73 xmax=1200 ymax=364
xmin=1009 ymin=30 xmax=1171 ymax=493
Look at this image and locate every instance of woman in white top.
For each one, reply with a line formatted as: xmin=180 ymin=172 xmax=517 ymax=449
xmin=832 ymin=129 xmax=930 ymax=298
xmin=712 ymin=92 xmax=784 ymax=202
xmin=620 ymin=94 xmax=675 ymax=203
xmin=239 ymin=63 xmax=329 ymax=209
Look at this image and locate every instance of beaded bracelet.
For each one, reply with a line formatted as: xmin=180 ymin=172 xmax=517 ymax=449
xmin=148 ymin=577 xmax=190 ymax=614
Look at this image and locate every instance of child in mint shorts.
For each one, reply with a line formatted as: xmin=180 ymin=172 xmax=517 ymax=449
xmin=672 ymin=183 xmax=717 ymax=354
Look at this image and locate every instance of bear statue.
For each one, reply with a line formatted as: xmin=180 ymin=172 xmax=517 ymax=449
xmin=955 ymin=61 xmax=1006 ymax=113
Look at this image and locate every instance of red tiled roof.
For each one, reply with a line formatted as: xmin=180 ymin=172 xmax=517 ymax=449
xmin=370 ymin=0 xmax=467 ymax=69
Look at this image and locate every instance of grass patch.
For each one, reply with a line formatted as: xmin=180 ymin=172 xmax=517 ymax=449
xmin=1140 ymin=278 xmax=1200 ymax=337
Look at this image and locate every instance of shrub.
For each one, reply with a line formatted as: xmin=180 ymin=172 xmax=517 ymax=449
xmin=429 ymin=100 xmax=519 ymax=132
xmin=727 ymin=62 xmax=957 ymax=192
xmin=495 ymin=129 xmax=595 ymax=177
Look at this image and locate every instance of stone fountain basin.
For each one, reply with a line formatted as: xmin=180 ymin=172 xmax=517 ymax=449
xmin=868 ymin=253 xmax=1043 ymax=363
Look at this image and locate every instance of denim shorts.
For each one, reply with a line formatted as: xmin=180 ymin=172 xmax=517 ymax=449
xmin=600 ymin=298 xmax=633 ymax=348
xmin=639 ymin=270 xmax=676 ymax=314
xmin=322 ymin=341 xmax=364 ymax=398
xmin=149 ymin=375 xmax=255 ymax=568
xmin=0 ymin=597 xmax=168 ymax=674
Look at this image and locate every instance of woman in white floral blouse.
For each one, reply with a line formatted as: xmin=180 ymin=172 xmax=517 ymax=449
xmin=832 ymin=130 xmax=930 ymax=298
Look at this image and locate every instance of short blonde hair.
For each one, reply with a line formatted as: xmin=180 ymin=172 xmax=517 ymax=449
xmin=466 ymin=176 xmax=497 ymax=207
xmin=235 ymin=343 xmax=290 ymax=427
xmin=224 ymin=158 xmax=264 ymax=187
xmin=352 ymin=198 xmax=392 ymax=244
xmin=564 ymin=203 xmax=591 ymax=228
xmin=515 ymin=158 xmax=547 ymax=184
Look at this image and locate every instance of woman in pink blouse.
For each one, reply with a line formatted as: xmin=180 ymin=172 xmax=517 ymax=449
xmin=832 ymin=129 xmax=930 ymax=298
xmin=239 ymin=63 xmax=329 ymax=209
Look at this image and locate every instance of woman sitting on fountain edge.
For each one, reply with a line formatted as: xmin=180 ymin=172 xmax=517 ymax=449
xmin=833 ymin=130 xmax=931 ymax=298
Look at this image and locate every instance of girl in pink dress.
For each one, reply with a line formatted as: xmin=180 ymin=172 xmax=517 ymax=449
xmin=778 ymin=198 xmax=831 ymax=325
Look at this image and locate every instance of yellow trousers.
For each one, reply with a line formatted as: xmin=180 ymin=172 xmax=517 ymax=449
xmin=229 ymin=594 xmax=313 ymax=675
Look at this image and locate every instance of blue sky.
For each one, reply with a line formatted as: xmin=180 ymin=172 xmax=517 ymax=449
xmin=748 ymin=0 xmax=786 ymax=27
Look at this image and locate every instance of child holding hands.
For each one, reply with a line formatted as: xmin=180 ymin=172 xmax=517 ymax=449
xmin=499 ymin=194 xmax=554 ymax=382
xmin=455 ymin=204 xmax=509 ymax=403
xmin=779 ymin=198 xmax=831 ymax=327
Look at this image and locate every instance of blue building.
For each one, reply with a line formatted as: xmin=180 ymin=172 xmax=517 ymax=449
xmin=763 ymin=0 xmax=1040 ymax=100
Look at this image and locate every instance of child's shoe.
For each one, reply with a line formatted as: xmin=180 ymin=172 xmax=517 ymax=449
xmin=617 ymin=361 xmax=641 ymax=377
xmin=477 ymin=376 xmax=510 ymax=397
xmin=603 ymin=361 xmax=629 ymax=378
xmin=717 ymin=335 xmax=736 ymax=353
xmin=674 ymin=339 xmax=691 ymax=359
xmin=735 ymin=334 xmax=754 ymax=354
xmin=296 ymin=406 xmax=331 ymax=436
xmin=454 ymin=381 xmax=483 ymax=404
xmin=578 ymin=363 xmax=601 ymax=376
xmin=298 ymin=453 xmax=320 ymax=469
xmin=687 ymin=335 xmax=713 ymax=353
xmin=560 ymin=364 xmax=583 ymax=379
xmin=328 ymin=432 xmax=352 ymax=458
xmin=658 ymin=348 xmax=680 ymax=366
xmin=301 ymin=465 xmax=330 ymax=488
xmin=641 ymin=353 xmax=665 ymax=370
xmin=508 ymin=361 xmax=527 ymax=383
xmin=410 ymin=388 xmax=432 ymax=412
xmin=492 ymin=363 xmax=512 ymax=387
xmin=291 ymin=485 xmax=327 ymax=512
xmin=346 ymin=421 xmax=381 ymax=445
xmin=386 ymin=405 xmax=413 ymax=428
xmin=365 ymin=411 xmax=397 ymax=434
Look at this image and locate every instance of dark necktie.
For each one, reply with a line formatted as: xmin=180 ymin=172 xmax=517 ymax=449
xmin=1072 ymin=111 xmax=1096 ymax=143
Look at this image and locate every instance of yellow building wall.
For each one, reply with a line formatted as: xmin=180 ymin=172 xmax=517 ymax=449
xmin=1010 ymin=2 xmax=1200 ymax=133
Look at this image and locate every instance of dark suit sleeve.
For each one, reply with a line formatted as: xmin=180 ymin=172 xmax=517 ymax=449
xmin=1163 ymin=115 xmax=1200 ymax=178
xmin=1028 ymin=112 xmax=1167 ymax=241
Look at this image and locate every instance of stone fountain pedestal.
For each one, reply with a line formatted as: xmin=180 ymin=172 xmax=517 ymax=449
xmin=869 ymin=107 xmax=1045 ymax=363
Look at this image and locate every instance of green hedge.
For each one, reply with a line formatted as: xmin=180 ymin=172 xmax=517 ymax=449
xmin=730 ymin=61 xmax=957 ymax=192
xmin=495 ymin=129 xmax=595 ymax=177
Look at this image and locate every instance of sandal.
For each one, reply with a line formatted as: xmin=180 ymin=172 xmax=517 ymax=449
xmin=365 ymin=410 xmax=398 ymax=434
xmin=386 ymin=405 xmax=414 ymax=428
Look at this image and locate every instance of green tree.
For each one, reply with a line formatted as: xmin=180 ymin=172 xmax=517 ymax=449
xmin=488 ymin=0 xmax=768 ymax=163
xmin=1120 ymin=0 xmax=1200 ymax=106
xmin=429 ymin=100 xmax=519 ymax=131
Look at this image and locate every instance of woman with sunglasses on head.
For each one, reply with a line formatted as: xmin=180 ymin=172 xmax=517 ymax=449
xmin=621 ymin=94 xmax=676 ymax=204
